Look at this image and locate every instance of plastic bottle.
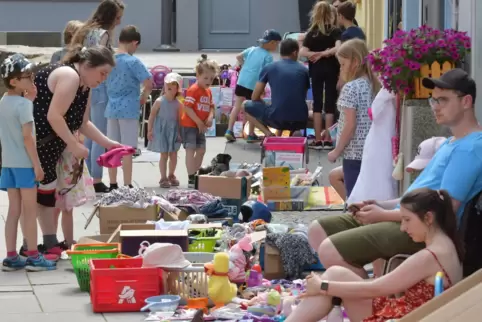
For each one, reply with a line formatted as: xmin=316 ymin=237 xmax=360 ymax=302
xmin=326 ymin=297 xmax=344 ymax=322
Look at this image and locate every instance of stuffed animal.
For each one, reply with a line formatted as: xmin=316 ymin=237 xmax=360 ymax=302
xmin=228 ymin=235 xmax=253 ymax=283
xmin=204 ymin=252 xmax=237 ymax=307
xmin=198 ymin=153 xmax=232 ymax=176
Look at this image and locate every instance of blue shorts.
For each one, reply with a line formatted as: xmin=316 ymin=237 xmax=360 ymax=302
xmin=342 ymin=159 xmax=362 ymax=199
xmin=244 ymin=100 xmax=306 ymax=130
xmin=0 ymin=167 xmax=37 ymax=191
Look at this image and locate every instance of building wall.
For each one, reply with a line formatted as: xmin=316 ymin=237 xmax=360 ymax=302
xmin=355 ymin=0 xmax=385 ymax=50
xmin=0 ymin=0 xmax=162 ymax=50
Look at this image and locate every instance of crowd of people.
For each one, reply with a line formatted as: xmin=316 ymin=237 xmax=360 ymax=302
xmin=0 ymin=0 xmax=481 ymax=321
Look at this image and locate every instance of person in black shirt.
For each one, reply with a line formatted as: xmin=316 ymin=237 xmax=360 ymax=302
xmin=337 ymin=1 xmax=366 ymax=41
xmin=333 ymin=0 xmax=358 ymax=28
xmin=300 ymin=1 xmax=342 ymax=150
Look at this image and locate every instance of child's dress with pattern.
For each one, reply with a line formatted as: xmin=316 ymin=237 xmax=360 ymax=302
xmin=148 ymin=96 xmax=181 ymax=153
xmin=362 ymin=249 xmax=453 ymax=322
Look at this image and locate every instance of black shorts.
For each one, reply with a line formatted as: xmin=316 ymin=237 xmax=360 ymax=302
xmin=235 ymin=85 xmax=254 ymax=100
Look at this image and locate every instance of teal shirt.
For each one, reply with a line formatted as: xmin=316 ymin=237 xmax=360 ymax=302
xmin=237 ymin=46 xmax=273 ymax=90
xmin=0 ymin=95 xmax=35 ymax=168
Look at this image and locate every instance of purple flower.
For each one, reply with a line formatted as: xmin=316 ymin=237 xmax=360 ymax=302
xmin=414 ymin=53 xmax=423 ymax=59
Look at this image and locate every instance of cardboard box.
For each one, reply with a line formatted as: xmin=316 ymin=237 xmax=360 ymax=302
xmin=263 ymin=243 xmax=286 ymax=280
xmin=78 ymin=234 xmax=113 ymax=244
xmin=196 ymin=175 xmax=251 ymax=218
xmin=400 ymin=268 xmax=482 ymax=321
xmin=84 ymin=204 xmax=160 ymax=234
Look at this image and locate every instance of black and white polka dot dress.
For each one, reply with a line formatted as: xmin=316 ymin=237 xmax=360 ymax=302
xmin=34 ymin=63 xmax=89 ymax=185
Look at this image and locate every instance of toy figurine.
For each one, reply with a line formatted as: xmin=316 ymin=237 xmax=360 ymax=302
xmin=228 ymin=235 xmax=253 ymax=283
xmin=204 ymin=252 xmax=237 ymax=308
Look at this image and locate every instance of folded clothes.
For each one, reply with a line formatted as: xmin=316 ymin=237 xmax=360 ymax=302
xmin=97 ymin=146 xmax=136 ymax=168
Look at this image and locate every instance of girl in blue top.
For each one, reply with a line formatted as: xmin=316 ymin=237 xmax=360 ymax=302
xmin=147 ymin=73 xmax=183 ymax=188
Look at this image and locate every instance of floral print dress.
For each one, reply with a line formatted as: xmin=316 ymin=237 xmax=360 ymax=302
xmin=362 ymin=249 xmax=453 ymax=322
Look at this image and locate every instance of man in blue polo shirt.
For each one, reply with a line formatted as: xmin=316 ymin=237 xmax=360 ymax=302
xmin=242 ymin=38 xmax=310 ymax=140
xmin=309 ymin=68 xmax=482 ymax=277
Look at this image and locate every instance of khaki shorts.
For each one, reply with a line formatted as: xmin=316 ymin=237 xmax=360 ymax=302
xmin=318 ymin=214 xmax=425 ymax=268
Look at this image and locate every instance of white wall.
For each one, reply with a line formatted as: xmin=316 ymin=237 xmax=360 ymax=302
xmin=0 ymin=0 xmax=162 ymax=50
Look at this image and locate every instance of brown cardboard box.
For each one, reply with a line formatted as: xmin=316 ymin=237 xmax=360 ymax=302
xmin=78 ymin=234 xmax=113 ymax=244
xmin=196 ymin=175 xmax=251 ymax=218
xmin=263 ymin=243 xmax=286 ymax=280
xmin=400 ymin=268 xmax=482 ymax=321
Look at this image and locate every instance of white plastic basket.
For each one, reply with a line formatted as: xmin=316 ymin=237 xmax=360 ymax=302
xmin=162 ymin=252 xmax=214 ymax=299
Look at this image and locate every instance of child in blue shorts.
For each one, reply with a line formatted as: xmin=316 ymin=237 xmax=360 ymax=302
xmin=0 ymin=54 xmax=56 ymax=271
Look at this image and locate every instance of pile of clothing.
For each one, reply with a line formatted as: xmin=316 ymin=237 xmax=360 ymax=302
xmin=165 ymin=189 xmax=228 ymax=218
xmin=96 ymin=186 xmax=154 ymax=208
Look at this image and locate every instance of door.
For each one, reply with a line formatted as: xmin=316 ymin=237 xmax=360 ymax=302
xmin=199 ymin=0 xmax=300 ymax=50
xmin=421 ymin=0 xmax=445 ymax=30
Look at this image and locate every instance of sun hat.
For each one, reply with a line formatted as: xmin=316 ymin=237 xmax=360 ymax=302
xmin=164 ymin=72 xmax=183 ymax=92
xmin=406 ymin=137 xmax=447 ymax=172
xmin=140 ymin=242 xmax=191 ymax=269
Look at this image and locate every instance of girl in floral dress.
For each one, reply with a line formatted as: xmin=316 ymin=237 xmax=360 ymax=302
xmin=286 ymin=187 xmax=463 ymax=322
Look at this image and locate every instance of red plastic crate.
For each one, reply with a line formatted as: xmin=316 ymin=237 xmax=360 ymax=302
xmin=89 ymin=258 xmax=162 ymax=313
xmin=263 ymin=137 xmax=307 ymax=153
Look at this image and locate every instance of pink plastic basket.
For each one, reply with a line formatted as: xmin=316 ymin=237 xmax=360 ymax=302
xmin=262 ymin=137 xmax=307 ymax=153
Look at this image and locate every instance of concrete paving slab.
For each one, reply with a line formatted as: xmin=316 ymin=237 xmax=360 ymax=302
xmin=0 ymin=270 xmax=30 ymax=286
xmin=0 ymin=292 xmax=42 ymax=314
xmin=103 ymin=312 xmax=147 ymax=322
xmin=33 ymin=284 xmax=92 ymax=313
xmin=0 ymin=285 xmax=33 ymax=292
xmin=27 ymin=260 xmax=77 ymax=286
xmin=3 ymin=311 xmax=106 ymax=322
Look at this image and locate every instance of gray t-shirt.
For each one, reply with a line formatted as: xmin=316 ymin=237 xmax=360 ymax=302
xmin=337 ymin=77 xmax=373 ymax=160
xmin=0 ymin=95 xmax=35 ymax=168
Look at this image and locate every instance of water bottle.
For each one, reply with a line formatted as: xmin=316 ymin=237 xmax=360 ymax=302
xmin=326 ymin=297 xmax=344 ymax=322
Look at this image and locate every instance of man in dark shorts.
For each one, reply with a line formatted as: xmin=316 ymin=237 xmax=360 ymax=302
xmin=242 ymin=38 xmax=310 ymax=140
xmin=308 ymin=69 xmax=482 ymax=278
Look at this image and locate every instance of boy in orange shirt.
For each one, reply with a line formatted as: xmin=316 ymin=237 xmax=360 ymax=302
xmin=181 ymin=54 xmax=220 ymax=188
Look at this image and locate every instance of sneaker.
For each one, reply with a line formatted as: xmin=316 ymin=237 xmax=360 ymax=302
xmin=323 ymin=140 xmax=334 ymax=150
xmin=126 ymin=184 xmax=134 ymax=189
xmin=246 ymin=134 xmax=261 ymax=143
xmin=169 ymin=175 xmax=180 ymax=187
xmin=225 ymin=130 xmax=236 ymax=142
xmin=57 ymin=241 xmax=70 ymax=251
xmin=109 ymin=183 xmax=119 ymax=191
xmin=25 ymin=254 xmax=57 ymax=272
xmin=43 ymin=246 xmax=63 ymax=260
xmin=134 ymin=148 xmax=142 ymax=157
xmin=308 ymin=140 xmax=324 ymax=150
xmin=19 ymin=245 xmax=59 ymax=262
xmin=2 ymin=256 xmax=26 ymax=272
xmin=94 ymin=182 xmax=110 ymax=193
xmin=160 ymin=179 xmax=171 ymax=189
xmin=188 ymin=174 xmax=196 ymax=189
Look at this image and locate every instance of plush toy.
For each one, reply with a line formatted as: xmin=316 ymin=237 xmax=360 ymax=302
xmin=228 ymin=235 xmax=253 ymax=283
xmin=205 ymin=252 xmax=237 ymax=307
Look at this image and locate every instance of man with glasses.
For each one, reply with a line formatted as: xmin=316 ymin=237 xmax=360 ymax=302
xmin=308 ymin=68 xmax=482 ymax=278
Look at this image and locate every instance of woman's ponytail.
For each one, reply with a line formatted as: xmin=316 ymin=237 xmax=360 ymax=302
xmin=438 ymin=190 xmax=465 ymax=262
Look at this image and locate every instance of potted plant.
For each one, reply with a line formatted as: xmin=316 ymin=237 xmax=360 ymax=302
xmin=367 ymin=25 xmax=471 ymax=98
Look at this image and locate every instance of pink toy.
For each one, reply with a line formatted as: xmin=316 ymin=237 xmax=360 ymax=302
xmin=246 ymin=269 xmax=263 ymax=287
xmin=229 ymin=69 xmax=238 ymax=89
xmin=228 ymin=235 xmax=253 ymax=283
xmin=96 ymin=146 xmax=136 ymax=168
xmin=150 ymin=65 xmax=172 ymax=89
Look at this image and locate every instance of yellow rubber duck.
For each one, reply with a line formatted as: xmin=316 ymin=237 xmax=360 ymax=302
xmin=204 ymin=252 xmax=237 ymax=308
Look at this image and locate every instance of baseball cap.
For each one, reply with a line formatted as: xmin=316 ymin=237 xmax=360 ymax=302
xmin=406 ymin=137 xmax=447 ymax=172
xmin=422 ymin=68 xmax=477 ymax=102
xmin=0 ymin=53 xmax=34 ymax=79
xmin=164 ymin=72 xmax=183 ymax=92
xmin=258 ymin=29 xmax=282 ymax=44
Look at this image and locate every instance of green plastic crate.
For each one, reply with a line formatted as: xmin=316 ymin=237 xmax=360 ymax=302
xmin=188 ymin=229 xmax=223 ymax=252
xmin=68 ymin=243 xmax=120 ymax=292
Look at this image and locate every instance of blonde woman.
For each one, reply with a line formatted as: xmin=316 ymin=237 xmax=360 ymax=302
xmin=326 ymin=38 xmax=379 ymax=199
xmin=300 ymin=1 xmax=342 ymax=150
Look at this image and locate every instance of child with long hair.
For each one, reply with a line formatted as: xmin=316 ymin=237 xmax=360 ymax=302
xmin=0 ymin=54 xmax=56 ymax=271
xmin=51 ymin=20 xmax=83 ymax=64
xmin=301 ymin=1 xmax=342 ymax=150
xmin=287 ymin=187 xmax=463 ymax=322
xmin=181 ymin=54 xmax=220 ymax=188
xmin=147 ymin=73 xmax=183 ymax=188
xmin=327 ymin=38 xmax=379 ymax=199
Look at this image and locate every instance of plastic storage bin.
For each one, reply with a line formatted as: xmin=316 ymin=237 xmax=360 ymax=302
xmin=262 ymin=137 xmax=308 ymax=170
xmin=188 ymin=229 xmax=223 ymax=252
xmin=162 ymin=252 xmax=214 ymax=299
xmin=89 ymin=257 xmax=161 ymax=313
xmin=67 ymin=243 xmax=120 ymax=292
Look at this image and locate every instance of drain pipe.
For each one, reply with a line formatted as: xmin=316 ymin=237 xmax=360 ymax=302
xmin=453 ymin=0 xmax=459 ymax=30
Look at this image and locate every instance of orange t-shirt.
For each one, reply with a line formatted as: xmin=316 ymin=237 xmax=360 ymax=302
xmin=180 ymin=83 xmax=214 ymax=128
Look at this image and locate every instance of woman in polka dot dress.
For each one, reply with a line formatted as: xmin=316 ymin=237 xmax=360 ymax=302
xmin=32 ymin=45 xmax=120 ymax=258
xmin=70 ymin=0 xmax=125 ymax=193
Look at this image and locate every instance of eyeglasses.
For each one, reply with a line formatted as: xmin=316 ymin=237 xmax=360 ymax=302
xmin=428 ymin=95 xmax=465 ymax=107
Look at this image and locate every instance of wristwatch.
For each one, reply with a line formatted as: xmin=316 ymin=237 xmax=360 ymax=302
xmin=320 ymin=280 xmax=329 ymax=291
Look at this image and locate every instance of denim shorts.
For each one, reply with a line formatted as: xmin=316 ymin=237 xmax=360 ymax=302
xmin=0 ymin=167 xmax=36 ymax=190
xmin=180 ymin=126 xmax=206 ymax=149
xmin=342 ymin=159 xmax=362 ymax=199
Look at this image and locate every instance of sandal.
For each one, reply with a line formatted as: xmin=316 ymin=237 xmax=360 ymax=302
xmin=168 ymin=175 xmax=180 ymax=187
xmin=159 ymin=179 xmax=171 ymax=188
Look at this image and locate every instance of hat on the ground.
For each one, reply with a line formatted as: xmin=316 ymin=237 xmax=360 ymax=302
xmin=422 ymin=68 xmax=477 ymax=102
xmin=249 ymin=201 xmax=272 ymax=223
xmin=259 ymin=29 xmax=282 ymax=44
xmin=0 ymin=53 xmax=34 ymax=79
xmin=140 ymin=242 xmax=191 ymax=269
xmin=164 ymin=72 xmax=183 ymax=92
xmin=406 ymin=137 xmax=447 ymax=172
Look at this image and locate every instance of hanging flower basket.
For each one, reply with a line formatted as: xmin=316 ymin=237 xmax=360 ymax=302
xmin=413 ymin=61 xmax=455 ymax=99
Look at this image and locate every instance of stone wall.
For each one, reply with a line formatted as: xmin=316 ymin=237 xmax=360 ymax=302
xmin=0 ymin=45 xmax=56 ymax=96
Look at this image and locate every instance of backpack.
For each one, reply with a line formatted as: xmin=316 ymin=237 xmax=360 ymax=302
xmin=460 ymin=190 xmax=482 ymax=277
